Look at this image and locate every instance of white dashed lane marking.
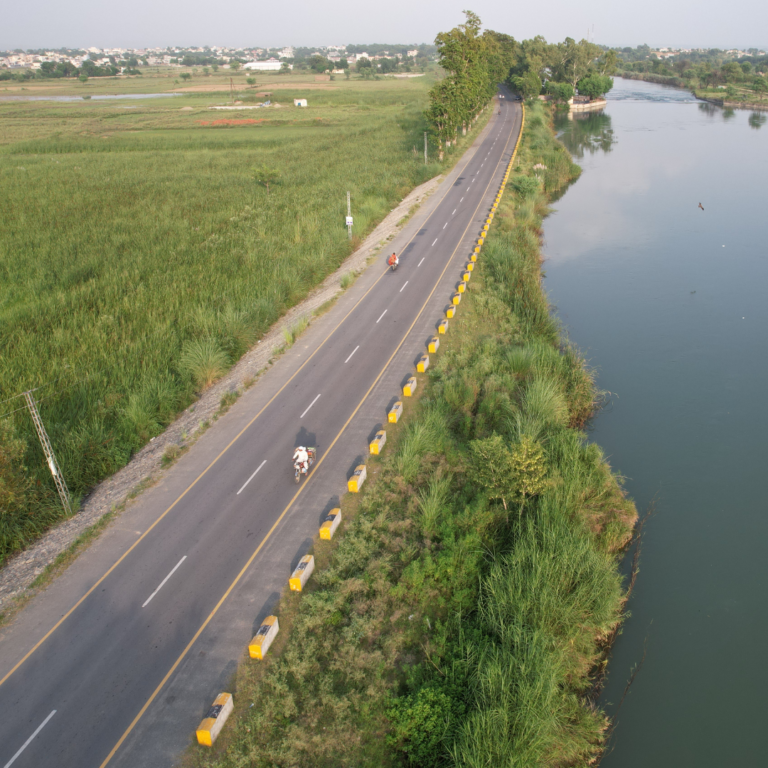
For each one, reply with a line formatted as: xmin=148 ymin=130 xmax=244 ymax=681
xmin=300 ymin=393 xmax=321 ymax=419
xmin=4 ymin=711 xmax=57 ymax=768
xmin=143 ymin=557 xmax=187 ymax=608
xmin=237 ymin=460 xmax=267 ymax=495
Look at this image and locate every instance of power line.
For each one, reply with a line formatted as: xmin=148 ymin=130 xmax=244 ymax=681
xmin=0 ymin=391 xmax=26 ymax=408
xmin=0 ymin=374 xmax=93 ymax=421
xmin=0 ymin=402 xmax=30 ymax=420
xmin=0 ymin=367 xmax=77 ymax=409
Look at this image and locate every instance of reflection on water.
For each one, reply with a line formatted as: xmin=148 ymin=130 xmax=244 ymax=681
xmin=698 ymin=102 xmax=719 ymax=117
xmin=0 ymin=93 xmax=181 ymax=102
xmin=555 ymin=110 xmax=616 ymax=159
xmin=748 ymin=111 xmax=766 ymax=129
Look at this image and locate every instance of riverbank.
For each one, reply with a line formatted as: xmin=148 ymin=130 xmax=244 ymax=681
xmin=185 ymin=100 xmax=637 ymax=768
xmin=617 ymin=71 xmax=768 ymax=110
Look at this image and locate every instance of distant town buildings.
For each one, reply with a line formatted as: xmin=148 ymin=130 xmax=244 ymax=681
xmin=0 ymin=43 xmax=438 ymax=73
xmin=243 ymin=59 xmax=283 ymax=71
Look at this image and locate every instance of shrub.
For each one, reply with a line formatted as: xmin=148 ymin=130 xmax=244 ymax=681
xmin=178 ymin=338 xmax=229 ymax=389
xmin=388 ymin=684 xmax=463 ymax=766
xmin=510 ymin=175 xmax=541 ymax=199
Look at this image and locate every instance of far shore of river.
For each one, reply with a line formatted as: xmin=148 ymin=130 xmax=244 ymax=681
xmin=617 ymin=72 xmax=768 ymax=111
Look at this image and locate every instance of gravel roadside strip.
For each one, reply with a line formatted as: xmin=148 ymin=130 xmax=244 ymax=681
xmin=0 ymin=175 xmax=441 ymax=611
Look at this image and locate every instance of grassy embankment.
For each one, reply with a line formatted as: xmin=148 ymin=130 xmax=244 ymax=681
xmin=187 ymin=100 xmax=637 ymax=768
xmin=0 ymin=70 xmax=493 ymax=563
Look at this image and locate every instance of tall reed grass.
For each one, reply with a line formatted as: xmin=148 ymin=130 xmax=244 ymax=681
xmin=0 ymin=79 xmax=442 ymax=562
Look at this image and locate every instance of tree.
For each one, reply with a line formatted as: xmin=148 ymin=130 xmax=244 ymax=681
xmin=79 ymin=74 xmax=88 ymax=83
xmin=427 ymin=11 xmax=503 ymax=149
xmin=252 ymin=164 xmax=280 ymax=194
xmin=720 ymin=61 xmax=741 ymax=82
xmin=308 ymin=54 xmax=332 ymax=73
xmin=229 ymin=61 xmax=241 ymax=71
xmin=558 ymin=38 xmax=602 ymax=88
xmin=355 ymin=57 xmax=372 ymax=73
xmin=545 ymin=80 xmax=573 ymax=103
xmin=597 ymin=49 xmax=618 ymax=75
xmin=513 ymin=69 xmax=541 ymax=99
xmin=246 ymin=76 xmax=256 ymax=86
xmin=576 ymin=73 xmax=613 ymax=99
xmin=180 ymin=71 xmax=191 ymax=81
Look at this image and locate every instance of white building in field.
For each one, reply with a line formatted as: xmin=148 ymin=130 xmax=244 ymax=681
xmin=243 ymin=59 xmax=282 ymax=71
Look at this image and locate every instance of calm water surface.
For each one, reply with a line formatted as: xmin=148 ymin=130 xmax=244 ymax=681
xmin=0 ymin=93 xmax=181 ymax=102
xmin=543 ymin=78 xmax=768 ymax=767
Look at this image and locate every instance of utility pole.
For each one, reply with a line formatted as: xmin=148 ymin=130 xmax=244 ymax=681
xmin=346 ymin=191 xmax=353 ymax=239
xmin=24 ymin=390 xmax=71 ymax=515
xmin=424 ymin=131 xmax=428 ymax=165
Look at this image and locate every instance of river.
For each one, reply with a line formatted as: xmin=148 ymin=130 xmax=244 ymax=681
xmin=543 ymin=78 xmax=768 ymax=766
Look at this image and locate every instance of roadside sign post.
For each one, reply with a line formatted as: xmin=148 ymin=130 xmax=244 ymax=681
xmin=424 ymin=131 xmax=427 ymax=165
xmin=346 ymin=191 xmax=353 ymax=239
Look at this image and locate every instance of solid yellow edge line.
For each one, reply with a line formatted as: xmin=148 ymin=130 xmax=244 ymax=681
xmin=98 ymin=99 xmax=523 ymax=768
xmin=0 ymin=103 xmax=494 ymax=695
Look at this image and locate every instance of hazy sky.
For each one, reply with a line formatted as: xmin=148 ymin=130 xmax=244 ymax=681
xmin=3 ymin=0 xmax=766 ymax=51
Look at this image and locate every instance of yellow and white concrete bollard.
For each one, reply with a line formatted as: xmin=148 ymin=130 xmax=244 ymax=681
xmin=249 ymin=616 xmax=279 ymax=660
xmin=289 ymin=555 xmax=315 ymax=591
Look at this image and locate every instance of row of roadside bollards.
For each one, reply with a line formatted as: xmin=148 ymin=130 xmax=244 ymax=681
xmin=196 ymin=105 xmax=525 ymax=748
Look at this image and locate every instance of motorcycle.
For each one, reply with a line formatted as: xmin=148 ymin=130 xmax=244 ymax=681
xmin=293 ymin=446 xmax=317 ymax=483
xmin=388 ymin=255 xmax=399 ymax=272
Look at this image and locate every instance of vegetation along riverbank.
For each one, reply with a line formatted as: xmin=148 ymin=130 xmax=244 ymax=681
xmin=613 ymin=46 xmax=768 ymax=110
xmin=185 ymin=98 xmax=638 ymax=768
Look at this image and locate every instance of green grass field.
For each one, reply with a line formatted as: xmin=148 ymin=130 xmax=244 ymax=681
xmin=0 ymin=70 xmax=460 ymax=561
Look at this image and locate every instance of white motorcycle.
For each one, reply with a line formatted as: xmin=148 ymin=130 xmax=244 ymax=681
xmin=293 ymin=446 xmax=317 ymax=483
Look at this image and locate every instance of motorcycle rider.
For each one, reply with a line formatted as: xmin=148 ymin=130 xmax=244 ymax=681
xmin=387 ymin=252 xmax=399 ymax=269
xmin=293 ymin=446 xmax=309 ymax=474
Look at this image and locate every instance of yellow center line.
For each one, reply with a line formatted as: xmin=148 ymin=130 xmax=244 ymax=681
xmin=98 ymin=99 xmax=524 ymax=768
xmin=0 ymin=103 xmax=500 ymax=693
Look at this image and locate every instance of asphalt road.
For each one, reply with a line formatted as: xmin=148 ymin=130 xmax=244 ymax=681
xmin=0 ymin=90 xmax=522 ymax=768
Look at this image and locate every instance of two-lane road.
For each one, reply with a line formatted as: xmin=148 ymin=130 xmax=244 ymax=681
xmin=0 ymin=90 xmax=522 ymax=768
